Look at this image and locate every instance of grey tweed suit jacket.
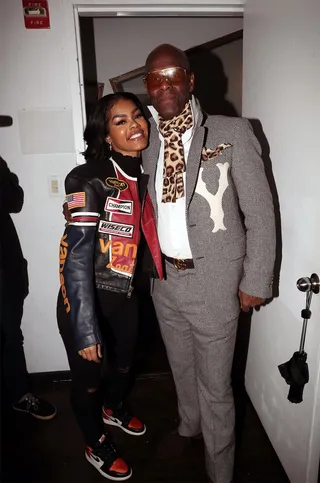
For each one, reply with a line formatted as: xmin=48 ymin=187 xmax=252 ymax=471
xmin=142 ymin=109 xmax=276 ymax=321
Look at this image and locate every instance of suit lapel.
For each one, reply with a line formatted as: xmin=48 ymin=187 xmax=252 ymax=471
xmin=142 ymin=119 xmax=160 ymax=217
xmin=186 ymin=125 xmax=206 ymax=209
xmin=143 ymin=105 xmax=207 ymax=215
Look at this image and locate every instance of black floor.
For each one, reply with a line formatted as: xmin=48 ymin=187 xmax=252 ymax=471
xmin=1 ymin=375 xmax=289 ymax=482
xmin=1 ymin=298 xmax=290 ymax=483
xmin=1 ymin=374 xmax=289 ymax=483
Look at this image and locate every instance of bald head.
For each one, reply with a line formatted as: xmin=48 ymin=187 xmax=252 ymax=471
xmin=145 ymin=44 xmax=190 ymax=72
xmin=145 ymin=44 xmax=194 ymax=120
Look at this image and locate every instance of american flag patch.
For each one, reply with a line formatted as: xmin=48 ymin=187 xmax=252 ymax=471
xmin=66 ymin=192 xmax=86 ymax=209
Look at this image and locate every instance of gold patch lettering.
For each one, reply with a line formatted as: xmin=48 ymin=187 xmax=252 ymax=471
xmin=59 ymin=234 xmax=70 ymax=313
xmin=112 ymin=241 xmax=123 ymax=256
xmin=124 ymin=243 xmax=137 ymax=259
xmin=99 ymin=238 xmax=112 ymax=254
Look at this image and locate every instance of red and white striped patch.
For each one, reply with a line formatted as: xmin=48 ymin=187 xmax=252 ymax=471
xmin=69 ymin=212 xmax=100 ymax=226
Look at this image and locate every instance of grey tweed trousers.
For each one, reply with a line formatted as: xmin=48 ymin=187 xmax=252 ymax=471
xmin=153 ymin=261 xmax=238 ymax=483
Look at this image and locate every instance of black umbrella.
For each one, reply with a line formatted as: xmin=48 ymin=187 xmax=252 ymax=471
xmin=278 ymin=351 xmax=309 ymax=404
xmin=278 ymin=274 xmax=319 ymax=404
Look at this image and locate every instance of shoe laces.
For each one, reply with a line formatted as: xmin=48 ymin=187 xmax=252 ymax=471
xmin=113 ymin=402 xmax=132 ymax=424
xmin=94 ymin=438 xmax=118 ymax=460
xmin=24 ymin=393 xmax=40 ymax=411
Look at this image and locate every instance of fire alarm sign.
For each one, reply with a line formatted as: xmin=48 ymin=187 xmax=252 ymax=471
xmin=23 ymin=1 xmax=50 ymax=29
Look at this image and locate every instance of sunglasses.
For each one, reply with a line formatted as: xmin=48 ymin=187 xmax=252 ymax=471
xmin=143 ymin=66 xmax=188 ymax=89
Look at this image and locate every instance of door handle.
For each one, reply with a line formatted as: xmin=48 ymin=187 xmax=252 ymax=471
xmin=296 ymin=273 xmax=319 ymax=294
xmin=295 ymin=273 xmax=319 ymax=354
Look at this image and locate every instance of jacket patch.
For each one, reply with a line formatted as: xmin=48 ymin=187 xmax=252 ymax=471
xmin=69 ymin=211 xmax=100 ymax=226
xmin=195 ymin=162 xmax=229 ymax=233
xmin=99 ymin=238 xmax=137 ymax=275
xmin=66 ymin=192 xmax=86 ymax=209
xmin=105 ymin=197 xmax=133 ymax=216
xmin=105 ymin=177 xmax=128 ymax=191
xmin=98 ymin=221 xmax=134 ymax=238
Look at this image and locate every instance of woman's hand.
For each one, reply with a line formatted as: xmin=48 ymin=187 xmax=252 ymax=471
xmin=78 ymin=344 xmax=102 ymax=363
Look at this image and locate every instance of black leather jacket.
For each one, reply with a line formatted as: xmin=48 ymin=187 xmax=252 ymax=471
xmin=0 ymin=157 xmax=28 ymax=300
xmin=59 ymin=153 xmax=163 ymax=352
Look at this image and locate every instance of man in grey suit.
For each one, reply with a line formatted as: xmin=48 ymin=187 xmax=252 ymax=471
xmin=142 ymin=44 xmax=276 ymax=483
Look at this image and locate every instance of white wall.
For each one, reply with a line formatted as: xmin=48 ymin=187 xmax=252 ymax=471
xmin=243 ymin=1 xmax=320 ymax=482
xmin=0 ymin=0 xmax=73 ymax=372
xmin=93 ymin=17 xmax=243 ymax=95
xmin=0 ymin=0 xmax=242 ymax=373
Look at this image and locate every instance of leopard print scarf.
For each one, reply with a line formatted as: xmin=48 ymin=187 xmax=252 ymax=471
xmin=158 ymin=102 xmax=193 ymax=203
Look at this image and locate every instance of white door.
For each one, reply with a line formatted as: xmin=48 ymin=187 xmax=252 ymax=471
xmin=242 ymin=1 xmax=320 ymax=482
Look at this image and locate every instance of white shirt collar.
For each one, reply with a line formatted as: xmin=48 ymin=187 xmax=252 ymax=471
xmin=148 ymin=95 xmax=201 ymax=131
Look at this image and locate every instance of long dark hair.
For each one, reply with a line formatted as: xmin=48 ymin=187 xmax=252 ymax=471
xmin=82 ymin=92 xmax=146 ymax=163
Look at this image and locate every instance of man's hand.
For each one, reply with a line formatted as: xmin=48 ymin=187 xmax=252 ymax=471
xmin=63 ymin=202 xmax=72 ymax=224
xmin=78 ymin=344 xmax=102 ymax=363
xmin=239 ymin=290 xmax=265 ymax=312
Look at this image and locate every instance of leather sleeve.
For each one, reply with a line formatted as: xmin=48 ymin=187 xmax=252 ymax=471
xmin=60 ymin=174 xmax=101 ymax=352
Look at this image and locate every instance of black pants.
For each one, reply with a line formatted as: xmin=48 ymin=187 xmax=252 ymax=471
xmin=57 ymin=288 xmax=139 ymax=446
xmin=0 ymin=287 xmax=30 ymax=404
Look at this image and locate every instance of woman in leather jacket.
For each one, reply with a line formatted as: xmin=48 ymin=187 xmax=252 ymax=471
xmin=57 ymin=92 xmax=163 ymax=481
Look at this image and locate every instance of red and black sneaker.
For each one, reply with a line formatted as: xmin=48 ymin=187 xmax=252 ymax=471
xmin=102 ymin=402 xmax=146 ymax=436
xmin=85 ymin=434 xmax=132 ymax=481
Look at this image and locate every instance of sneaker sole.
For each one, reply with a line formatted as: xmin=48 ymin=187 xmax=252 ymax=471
xmin=12 ymin=406 xmax=57 ymax=421
xmin=103 ymin=416 xmax=146 ymax=436
xmin=85 ymin=451 xmax=132 ymax=481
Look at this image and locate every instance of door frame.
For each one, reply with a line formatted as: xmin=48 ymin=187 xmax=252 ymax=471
xmin=62 ymin=1 xmax=243 ymax=164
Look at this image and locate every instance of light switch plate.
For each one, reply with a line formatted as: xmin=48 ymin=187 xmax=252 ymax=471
xmin=49 ymin=175 xmax=61 ymax=197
